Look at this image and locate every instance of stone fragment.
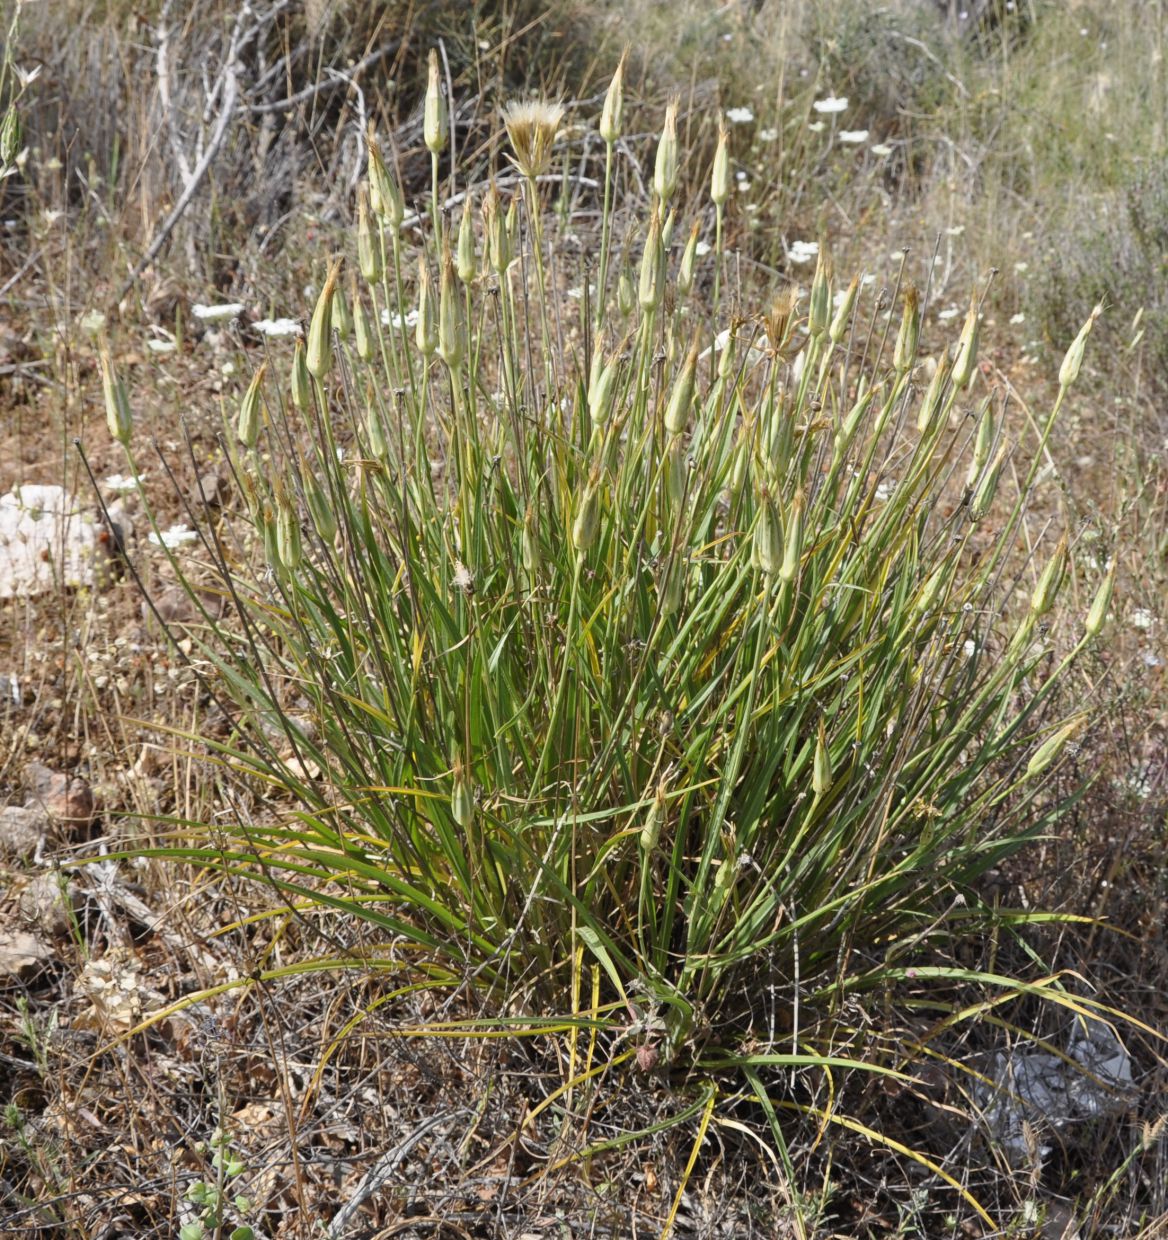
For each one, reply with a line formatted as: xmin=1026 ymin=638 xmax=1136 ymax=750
xmin=0 ymin=484 xmax=104 ymax=598
xmin=0 ymin=804 xmax=49 ymax=860
xmin=0 ymin=930 xmax=52 ymax=980
xmin=23 ymin=762 xmax=97 ymax=829
xmin=18 ymin=872 xmax=78 ymax=938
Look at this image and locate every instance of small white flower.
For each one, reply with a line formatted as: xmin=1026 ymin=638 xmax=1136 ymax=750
xmin=146 ymin=339 xmax=176 ymax=354
xmin=963 ymin=639 xmax=978 ymax=659
xmin=813 ymin=96 xmax=849 ymax=114
xmin=382 ymin=308 xmax=419 ymax=330
xmin=1130 ymin=608 xmax=1155 ymax=630
xmin=838 ymin=129 xmax=869 ymax=144
xmin=13 ymin=64 xmax=42 ymax=88
xmin=695 ymin=240 xmax=712 ymax=257
xmin=103 ymin=473 xmax=143 ymax=492
xmin=945 ymin=225 xmax=965 ymax=237
xmin=786 ymin=239 xmax=818 ymax=265
xmin=870 ymin=142 xmax=893 ymax=157
xmin=726 ymin=106 xmax=755 ymax=125
xmin=874 ymin=478 xmax=896 ymax=503
xmin=148 ymin=524 xmax=199 ymax=549
xmin=79 ymin=309 xmax=107 ymax=335
xmin=807 ymin=120 xmax=825 ymax=133
xmin=1010 ymin=313 xmax=1026 ymax=325
xmin=938 ymin=306 xmax=960 ymax=321
xmin=192 ymin=302 xmax=244 ymax=322
xmin=254 ymin=317 xmax=302 ymax=338
xmin=758 ymin=127 xmax=778 ymax=142
xmin=1014 ymin=261 xmax=1029 ymax=273
xmin=42 ymin=209 xmax=65 ymax=225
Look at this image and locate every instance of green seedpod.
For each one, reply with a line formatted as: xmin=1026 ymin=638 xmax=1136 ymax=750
xmin=829 ymin=274 xmax=859 ymax=344
xmin=753 ymin=490 xmax=781 ymax=577
xmin=457 ymin=196 xmax=477 ymax=285
xmin=617 ymin=269 xmax=635 ymax=319
xmin=572 ymin=473 xmax=601 ymax=554
xmin=1059 ymin=303 xmax=1103 ymax=390
xmin=600 ymin=51 xmax=625 ymax=145
xmin=917 ymin=353 xmax=951 ymax=435
xmin=808 ymin=248 xmax=832 ymax=341
xmin=237 ymin=361 xmax=267 ymax=448
xmin=416 ymin=258 xmax=438 ymax=357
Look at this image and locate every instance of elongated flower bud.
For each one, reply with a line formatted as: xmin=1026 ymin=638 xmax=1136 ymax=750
xmin=304 ymin=468 xmax=337 ymax=544
xmin=952 ymin=292 xmax=980 ymax=389
xmin=416 ymin=258 xmax=438 ymax=357
xmin=451 ymin=756 xmax=474 ymax=829
xmin=438 ymin=249 xmax=465 ymax=372
xmin=917 ymin=353 xmax=951 ymax=435
xmin=678 ymin=221 xmax=700 ymax=298
xmin=664 ymin=335 xmax=699 ymax=436
xmin=332 ymin=283 xmax=352 ymax=342
xmin=829 ymin=275 xmax=859 ymax=344
xmin=812 ymin=719 xmax=832 ymax=796
xmin=237 ymin=361 xmax=267 ymax=448
xmin=589 ymin=355 xmax=619 ymax=428
xmin=754 ymin=490 xmax=781 ymax=576
xmin=1026 ymin=715 xmax=1085 ymax=778
xmin=1059 ymin=303 xmax=1103 ymax=390
xmin=357 ymin=184 xmax=382 ymax=284
xmin=710 ymin=123 xmax=731 ymax=207
xmin=275 ymin=487 xmax=302 ymax=571
xmin=966 ymin=397 xmax=994 ymax=489
xmin=893 ymin=283 xmax=920 ymax=373
xmin=780 ymin=490 xmax=804 ymax=581
xmin=599 ymin=51 xmax=626 ymax=145
xmin=1030 ymin=534 xmax=1068 ymax=616
xmin=367 ymin=403 xmax=388 ymax=459
xmin=617 ymin=269 xmax=635 ymax=318
xmin=522 ymin=501 xmax=541 ymax=578
xmin=306 ymin=258 xmax=342 ymax=379
xmin=1085 ymin=562 xmax=1115 ymax=636
xmin=457 ymin=196 xmax=477 ymax=284
xmin=352 ymin=278 xmax=375 ymax=363
xmin=970 ymin=442 xmax=1007 ymax=521
xmin=366 ymin=124 xmax=404 ymax=228
xmin=572 ymin=468 xmax=602 ymax=554
xmin=482 ymin=185 xmax=509 ymax=275
xmin=99 ymin=340 xmax=132 ymax=445
xmin=808 ymin=249 xmax=832 ymax=341
xmin=291 ymin=339 xmax=311 ymax=410
xmin=640 ymin=779 xmax=668 ymax=853
xmin=639 ymin=208 xmax=665 ymax=312
xmin=1 ymin=106 xmax=20 ymax=167
xmin=424 ymin=49 xmax=448 ymax=155
xmin=914 ymin=559 xmax=951 ymax=615
xmin=654 ymin=99 xmax=680 ymax=204
xmin=665 ymin=438 xmax=686 ymax=510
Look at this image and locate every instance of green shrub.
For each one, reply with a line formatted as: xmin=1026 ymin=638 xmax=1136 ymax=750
xmin=92 ymin=63 xmax=1114 ymax=1222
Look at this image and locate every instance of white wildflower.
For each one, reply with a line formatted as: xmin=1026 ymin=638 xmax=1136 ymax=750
xmin=148 ymin=524 xmax=199 ymax=549
xmin=813 ymin=96 xmax=849 ymax=114
xmin=786 ymin=239 xmax=818 ymax=265
xmin=839 ymin=129 xmax=869 ymax=144
xmin=192 ymin=302 xmax=244 ymax=322
xmin=254 ymin=317 xmax=303 ymax=338
xmin=726 ymin=106 xmax=755 ymax=125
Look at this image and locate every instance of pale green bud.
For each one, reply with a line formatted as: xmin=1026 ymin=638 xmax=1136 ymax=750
xmin=654 ymin=100 xmax=679 ymax=204
xmin=1085 ymin=562 xmax=1115 ymax=637
xmin=677 ymin=221 xmax=700 ymax=298
xmin=952 ymin=292 xmax=980 ymax=389
xmin=599 ymin=51 xmax=626 ymax=144
xmin=1026 ymin=715 xmax=1085 ymax=778
xmin=99 ymin=341 xmax=133 ymax=446
xmin=664 ymin=336 xmax=699 ymax=436
xmin=416 ymin=259 xmax=438 ymax=357
xmin=290 ymin=340 xmax=311 ymax=410
xmin=1059 ymin=303 xmax=1103 ymax=390
xmin=237 ymin=362 xmax=267 ymax=448
xmin=1030 ymin=534 xmax=1068 ymax=616
xmin=893 ymin=283 xmax=920 ymax=373
xmin=812 ymin=719 xmax=832 ymax=796
xmin=356 ymin=184 xmax=382 ymax=285
xmin=424 ymin=49 xmax=448 ymax=155
xmin=710 ymin=124 xmax=731 ymax=207
xmin=306 ymin=259 xmax=342 ymax=379
xmin=829 ymin=275 xmax=859 ymax=344
xmin=457 ymin=196 xmax=477 ymax=284
xmin=639 ymin=209 xmax=665 ymax=311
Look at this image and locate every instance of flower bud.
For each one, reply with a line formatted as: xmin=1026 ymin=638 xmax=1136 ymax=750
xmin=710 ymin=123 xmax=731 ymax=207
xmin=829 ymin=275 xmax=859 ymax=344
xmin=1030 ymin=534 xmax=1068 ymax=616
xmin=416 ymin=258 xmax=438 ymax=357
xmin=482 ymin=184 xmax=509 ymax=275
xmin=237 ymin=361 xmax=267 ymax=448
xmin=306 ymin=258 xmax=342 ymax=379
xmin=275 ymin=487 xmax=302 ymax=571
xmin=457 ymin=196 xmax=477 ymax=284
xmin=291 ymin=339 xmax=311 ymax=410
xmin=352 ymin=277 xmax=375 ymax=363
xmin=677 ymin=222 xmax=700 ymax=298
xmin=753 ymin=489 xmax=781 ymax=577
xmin=522 ymin=501 xmax=541 ymax=578
xmin=952 ymin=292 xmax=980 ymax=389
xmin=424 ymin=49 xmax=448 ymax=155
xmin=572 ymin=469 xmax=602 ymax=554
xmin=654 ymin=99 xmax=680 ymax=204
xmin=99 ymin=340 xmax=133 ymax=445
xmin=356 ymin=184 xmax=382 ymax=285
xmin=640 ymin=779 xmax=668 ymax=853
xmin=893 ymin=283 xmax=920 ymax=373
xmin=1059 ymin=303 xmax=1103 ymax=390
xmin=438 ymin=249 xmax=465 ymax=372
xmin=639 ymin=208 xmax=665 ymax=312
xmin=664 ymin=335 xmax=699 ymax=436
xmin=1 ymin=105 xmax=20 ymax=167
xmin=304 ymin=469 xmax=337 ymax=544
xmin=1026 ymin=715 xmax=1085 ymax=778
xmin=812 ymin=719 xmax=832 ymax=796
xmin=617 ymin=269 xmax=635 ymax=318
xmin=917 ymin=353 xmax=951 ymax=435
xmin=332 ymin=283 xmax=352 ymax=342
xmin=451 ymin=757 xmax=474 ymax=829
xmin=599 ymin=51 xmax=626 ymax=145
xmin=808 ymin=249 xmax=833 ymax=341
xmin=779 ymin=490 xmax=804 ymax=582
xmin=966 ymin=397 xmax=994 ymax=489
xmin=970 ymin=442 xmax=1007 ymax=521
xmin=1085 ymin=562 xmax=1115 ymax=637
xmin=366 ymin=125 xmax=404 ymax=228
xmin=589 ymin=355 xmax=620 ymax=428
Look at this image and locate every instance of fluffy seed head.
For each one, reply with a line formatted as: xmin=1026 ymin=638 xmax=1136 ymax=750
xmin=502 ymin=98 xmax=565 ymax=179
